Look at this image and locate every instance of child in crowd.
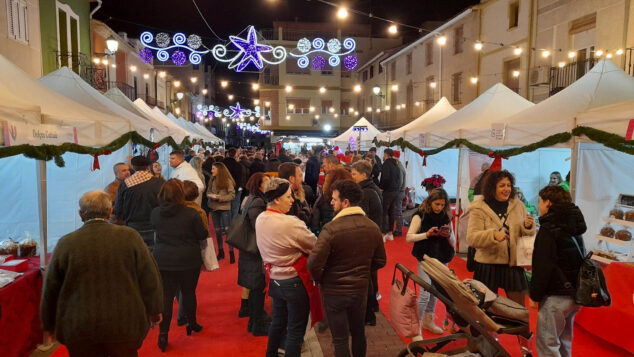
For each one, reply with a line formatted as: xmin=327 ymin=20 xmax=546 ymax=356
xmin=406 ymin=188 xmax=456 ymax=338
xmin=530 ymin=185 xmax=586 ymax=357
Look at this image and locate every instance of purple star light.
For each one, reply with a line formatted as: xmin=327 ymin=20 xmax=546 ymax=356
xmin=230 ymin=26 xmax=272 ymax=72
xmin=230 ymin=102 xmax=246 ymax=120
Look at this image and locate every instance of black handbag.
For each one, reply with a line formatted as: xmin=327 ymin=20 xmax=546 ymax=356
xmin=226 ymin=199 xmax=258 ymax=255
xmin=570 ymin=237 xmax=611 ymax=307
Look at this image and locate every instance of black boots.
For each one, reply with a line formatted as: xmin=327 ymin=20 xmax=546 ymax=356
xmin=238 ymin=298 xmax=249 ymax=317
xmin=229 ymin=251 xmax=235 ymax=264
xmin=158 ymin=333 xmax=168 ymax=352
xmin=217 ymin=249 xmax=225 ymax=261
xmin=186 ymin=322 xmax=203 ymax=336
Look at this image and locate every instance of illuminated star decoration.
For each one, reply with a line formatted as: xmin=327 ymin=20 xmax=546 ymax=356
xmin=229 ymin=102 xmax=246 ymax=120
xmin=212 ymin=25 xmax=287 ymax=73
xmin=230 ymin=27 xmax=271 ymax=71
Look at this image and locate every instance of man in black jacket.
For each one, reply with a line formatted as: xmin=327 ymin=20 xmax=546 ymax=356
xmin=307 ymin=180 xmax=386 ymax=357
xmin=367 ymin=147 xmax=382 ymax=186
xmin=249 ymin=153 xmax=266 ymax=177
xmin=222 ymin=148 xmax=245 ymax=219
xmin=114 ymin=156 xmax=164 ymax=249
xmin=350 ymin=160 xmax=383 ymax=325
xmin=304 ymin=150 xmax=321 ymax=193
xmin=530 ymin=185 xmax=586 ymax=357
xmin=378 ymin=148 xmax=401 ymax=241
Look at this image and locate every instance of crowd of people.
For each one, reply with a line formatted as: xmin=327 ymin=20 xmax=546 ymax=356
xmin=39 ymin=144 xmax=588 ymax=357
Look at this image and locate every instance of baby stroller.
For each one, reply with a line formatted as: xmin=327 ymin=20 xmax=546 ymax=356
xmin=396 ymin=257 xmax=533 ymax=357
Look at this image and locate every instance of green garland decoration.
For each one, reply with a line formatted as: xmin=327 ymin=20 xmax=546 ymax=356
xmin=373 ymin=132 xmax=572 ymax=158
xmin=372 ymin=126 xmax=634 ymax=158
xmin=573 ymin=126 xmax=634 ymax=155
xmin=0 ymin=130 xmax=217 ymax=167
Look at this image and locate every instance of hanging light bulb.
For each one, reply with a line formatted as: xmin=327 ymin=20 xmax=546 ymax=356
xmin=606 ymin=53 xmax=613 ymax=59
xmin=541 ymin=50 xmax=550 ymax=58
xmin=616 ymin=49 xmax=624 ymax=55
xmin=568 ymin=51 xmax=576 ymax=59
xmin=470 ymin=77 xmax=478 ymax=84
xmin=514 ymin=47 xmax=523 ymax=55
xmin=512 ymin=70 xmax=520 ymax=77
xmin=558 ymin=61 xmax=566 ymax=68
xmin=436 ymin=36 xmax=447 ymax=46
xmin=474 ymin=42 xmax=483 ymax=51
xmin=596 ymin=50 xmax=604 ymax=57
xmin=388 ymin=24 xmax=398 ymax=34
xmin=337 ymin=7 xmax=348 ymax=19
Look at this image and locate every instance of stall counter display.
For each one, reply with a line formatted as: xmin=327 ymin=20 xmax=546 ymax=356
xmin=593 ymin=194 xmax=634 ymax=264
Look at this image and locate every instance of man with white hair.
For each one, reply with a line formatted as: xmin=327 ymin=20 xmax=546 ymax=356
xmin=41 ymin=190 xmax=163 ymax=357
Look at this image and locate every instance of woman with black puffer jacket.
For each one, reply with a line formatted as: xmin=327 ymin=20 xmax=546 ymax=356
xmin=530 ymin=185 xmax=586 ymax=357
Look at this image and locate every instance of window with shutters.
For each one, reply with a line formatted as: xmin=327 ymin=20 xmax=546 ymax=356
xmin=6 ymin=0 xmax=29 ymax=43
xmin=390 ymin=62 xmax=396 ymax=81
xmin=56 ymin=2 xmax=81 ymax=72
xmin=369 ymin=65 xmax=374 ymax=79
xmin=454 ymin=25 xmax=463 ymax=54
xmin=286 ymin=98 xmax=310 ymax=114
xmin=425 ymin=42 xmax=433 ymax=66
xmin=321 ymin=99 xmax=333 ymax=114
xmin=406 ymin=53 xmax=412 ymax=75
xmin=451 ymin=72 xmax=462 ymax=104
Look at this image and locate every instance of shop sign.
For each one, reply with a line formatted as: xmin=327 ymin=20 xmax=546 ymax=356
xmin=2 ymin=120 xmax=77 ymax=146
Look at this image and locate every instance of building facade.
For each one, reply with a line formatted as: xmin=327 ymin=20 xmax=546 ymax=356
xmin=258 ymin=21 xmax=402 ymax=136
xmin=1 ymin=0 xmax=42 ymax=78
xmin=39 ymin=0 xmax=91 ymax=76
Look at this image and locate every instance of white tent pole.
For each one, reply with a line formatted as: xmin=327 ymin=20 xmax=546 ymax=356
xmin=36 ymin=160 xmax=47 ymax=269
xmin=569 ymin=119 xmax=580 ymax=203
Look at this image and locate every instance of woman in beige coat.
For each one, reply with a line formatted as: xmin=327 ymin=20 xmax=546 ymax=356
xmin=466 ymin=170 xmax=535 ymax=306
xmin=207 ymin=162 xmax=236 ymax=262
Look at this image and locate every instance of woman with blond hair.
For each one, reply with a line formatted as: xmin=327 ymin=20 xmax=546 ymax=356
xmin=207 ymin=162 xmax=236 ymax=263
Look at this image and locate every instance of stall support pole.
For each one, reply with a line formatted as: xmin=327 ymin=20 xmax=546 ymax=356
xmin=455 ymin=146 xmax=465 ymax=253
xmin=569 ymin=135 xmax=580 ymax=203
xmin=36 ymin=160 xmax=47 ymax=269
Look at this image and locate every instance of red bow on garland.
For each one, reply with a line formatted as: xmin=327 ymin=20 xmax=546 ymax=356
xmin=488 ymin=152 xmax=508 ymax=171
xmin=417 ymin=150 xmax=427 ymax=166
xmin=91 ymin=150 xmax=112 ymax=171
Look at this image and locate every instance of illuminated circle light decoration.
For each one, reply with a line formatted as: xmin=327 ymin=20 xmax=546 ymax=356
xmin=140 ymin=31 xmax=210 ymax=65
xmin=139 ymin=48 xmax=153 ymax=64
xmin=212 ymin=26 xmax=287 ymax=72
xmin=172 ymin=50 xmax=187 ymax=66
xmin=312 ymin=56 xmax=326 ymax=70
xmin=344 ymin=55 xmax=358 ymax=71
xmin=291 ymin=37 xmax=357 ymax=70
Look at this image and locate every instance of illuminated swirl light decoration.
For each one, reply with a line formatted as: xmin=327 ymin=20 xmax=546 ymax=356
xmin=212 ymin=26 xmax=287 ymax=72
xmin=237 ymin=122 xmax=270 ymax=134
xmin=196 ymin=104 xmax=262 ymax=120
xmin=140 ymin=31 xmax=210 ymax=65
xmin=290 ymin=37 xmax=358 ymax=70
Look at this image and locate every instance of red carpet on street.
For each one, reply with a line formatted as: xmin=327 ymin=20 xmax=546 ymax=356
xmin=51 ymin=231 xmax=631 ymax=356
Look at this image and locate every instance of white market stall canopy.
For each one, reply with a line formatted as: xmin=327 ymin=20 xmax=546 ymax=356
xmin=0 ymin=55 xmax=130 ymax=146
xmin=333 ymin=117 xmax=381 ymax=150
xmin=194 ymin=122 xmax=223 ymax=143
xmin=164 ymin=111 xmax=220 ymax=143
xmin=39 ymin=67 xmax=169 ymax=141
xmin=133 ymin=99 xmax=192 ymax=143
xmin=376 ymin=97 xmax=456 ymax=144
xmin=576 ymin=99 xmax=634 ymax=137
xmin=422 ymin=83 xmax=534 ymax=147
xmin=497 ymin=60 xmax=634 ymax=146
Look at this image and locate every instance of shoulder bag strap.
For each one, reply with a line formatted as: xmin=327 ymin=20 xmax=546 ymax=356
xmin=569 ymin=235 xmax=588 ymax=259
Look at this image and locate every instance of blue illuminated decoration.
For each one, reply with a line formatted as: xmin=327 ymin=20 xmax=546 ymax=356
xmin=212 ymin=26 xmax=287 ymax=72
xmin=352 ymin=125 xmax=369 ymax=132
xmin=197 ymin=104 xmax=264 ymax=121
xmin=140 ymin=31 xmax=209 ymax=65
xmin=291 ymin=37 xmax=357 ymax=69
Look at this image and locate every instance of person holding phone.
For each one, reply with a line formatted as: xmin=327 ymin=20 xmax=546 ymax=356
xmin=466 ymin=170 xmax=535 ymax=306
xmin=406 ymin=188 xmax=456 ymax=337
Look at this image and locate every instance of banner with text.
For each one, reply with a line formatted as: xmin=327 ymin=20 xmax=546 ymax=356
xmin=2 ymin=120 xmax=77 ymax=146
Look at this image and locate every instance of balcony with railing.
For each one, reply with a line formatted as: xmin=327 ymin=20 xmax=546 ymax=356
xmin=549 ymin=57 xmax=599 ymax=96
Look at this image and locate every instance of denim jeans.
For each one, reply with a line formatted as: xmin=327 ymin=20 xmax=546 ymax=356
xmin=324 ymin=293 xmax=368 ymax=357
xmin=417 ymin=261 xmax=439 ymax=320
xmin=536 ymin=295 xmax=580 ymax=357
xmin=230 ymin=188 xmax=242 ymax=220
xmin=266 ymin=276 xmax=310 ymax=357
xmin=210 ymin=209 xmax=232 ymax=253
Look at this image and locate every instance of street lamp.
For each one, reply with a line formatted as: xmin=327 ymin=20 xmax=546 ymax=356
xmin=106 ymin=35 xmax=119 ymax=53
xmin=176 ymin=92 xmax=184 ymax=100
xmin=372 ymin=86 xmax=381 ymax=96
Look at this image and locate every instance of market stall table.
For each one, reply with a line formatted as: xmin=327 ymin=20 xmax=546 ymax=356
xmin=0 ymin=257 xmax=44 ymax=357
xmin=575 ymin=262 xmax=634 ymax=354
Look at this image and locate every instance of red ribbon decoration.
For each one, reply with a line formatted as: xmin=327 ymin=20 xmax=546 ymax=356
xmin=417 ymin=150 xmax=427 ymax=166
xmin=91 ymin=150 xmax=112 ymax=171
xmin=488 ymin=152 xmax=507 ymax=171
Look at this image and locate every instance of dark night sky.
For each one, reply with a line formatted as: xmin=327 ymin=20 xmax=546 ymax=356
xmin=94 ymin=0 xmax=479 ymax=105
